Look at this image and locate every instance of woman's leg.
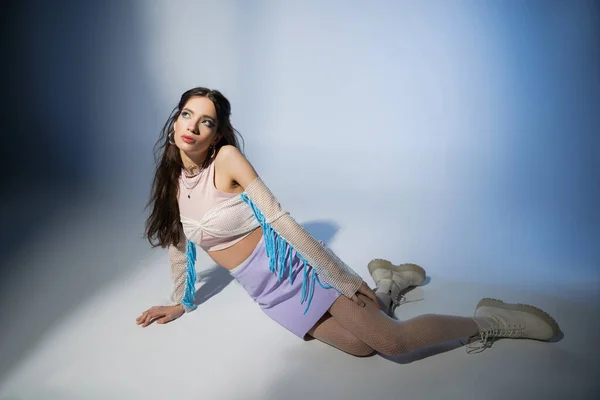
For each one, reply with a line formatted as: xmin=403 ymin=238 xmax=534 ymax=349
xmin=328 ymin=294 xmax=479 ymax=356
xmin=307 ymin=313 xmax=375 ymax=357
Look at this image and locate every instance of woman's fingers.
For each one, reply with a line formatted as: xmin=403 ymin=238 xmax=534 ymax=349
xmin=142 ymin=309 xmax=166 ymax=327
xmin=136 ymin=306 xmax=157 ymax=324
xmin=364 ymin=289 xmax=380 ymax=309
xmin=136 ymin=311 xmax=149 ymax=324
xmin=156 ymin=315 xmax=172 ymax=324
xmin=143 ymin=315 xmax=156 ymax=327
xmin=142 ymin=312 xmax=153 ymax=327
xmin=358 ymin=283 xmax=380 ymax=309
xmin=137 ymin=306 xmax=182 ymax=327
xmin=351 ymin=295 xmax=365 ymax=307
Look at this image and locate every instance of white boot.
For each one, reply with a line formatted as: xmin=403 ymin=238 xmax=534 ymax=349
xmin=368 ymin=259 xmax=426 ymax=315
xmin=468 ymin=298 xmax=561 ymax=353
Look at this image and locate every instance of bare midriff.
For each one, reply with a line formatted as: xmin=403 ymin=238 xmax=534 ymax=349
xmin=207 ymin=226 xmax=263 ymax=270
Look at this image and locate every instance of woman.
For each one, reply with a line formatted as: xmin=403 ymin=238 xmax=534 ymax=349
xmin=137 ymin=87 xmax=560 ymax=357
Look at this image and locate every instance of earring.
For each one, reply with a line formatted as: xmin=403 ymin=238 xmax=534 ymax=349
xmin=168 ymin=131 xmax=175 ymax=145
xmin=209 ymin=145 xmax=216 ymax=159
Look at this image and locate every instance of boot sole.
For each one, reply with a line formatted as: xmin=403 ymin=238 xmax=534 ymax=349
xmin=367 ymin=259 xmax=426 ymax=285
xmin=476 ymin=298 xmax=561 ymax=339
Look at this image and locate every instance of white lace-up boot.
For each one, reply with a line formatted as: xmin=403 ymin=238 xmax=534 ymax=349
xmin=368 ymin=259 xmax=426 ymax=315
xmin=467 ymin=298 xmax=561 ymax=353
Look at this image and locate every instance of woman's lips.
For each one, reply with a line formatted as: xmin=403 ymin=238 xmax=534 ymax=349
xmin=181 ymin=135 xmax=196 ymax=144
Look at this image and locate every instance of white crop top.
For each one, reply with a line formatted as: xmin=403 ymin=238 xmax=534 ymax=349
xmin=177 ymin=160 xmax=259 ymax=251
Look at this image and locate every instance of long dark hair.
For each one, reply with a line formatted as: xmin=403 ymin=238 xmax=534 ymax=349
xmin=144 ymin=87 xmax=244 ymax=248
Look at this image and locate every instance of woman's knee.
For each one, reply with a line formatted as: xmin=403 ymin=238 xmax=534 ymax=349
xmin=346 ymin=338 xmax=375 ymax=357
xmin=321 ymin=326 xmax=375 ymax=357
xmin=377 ymin=340 xmax=410 ymax=356
xmin=370 ymin=331 xmax=414 ymax=356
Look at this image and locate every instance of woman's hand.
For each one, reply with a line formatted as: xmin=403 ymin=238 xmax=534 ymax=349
xmin=136 ymin=304 xmax=185 ymax=327
xmin=350 ymin=281 xmax=380 ymax=309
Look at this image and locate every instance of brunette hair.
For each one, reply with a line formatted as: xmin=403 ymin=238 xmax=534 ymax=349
xmin=144 ymin=87 xmax=244 ymax=248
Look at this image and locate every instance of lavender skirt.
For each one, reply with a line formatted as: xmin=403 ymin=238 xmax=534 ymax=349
xmin=230 ymin=236 xmax=341 ymax=339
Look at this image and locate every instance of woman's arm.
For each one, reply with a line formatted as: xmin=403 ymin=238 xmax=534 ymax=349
xmin=219 ymin=145 xmax=368 ymax=302
xmin=167 ymin=224 xmax=198 ymax=313
xmin=136 ymin=226 xmax=193 ymax=328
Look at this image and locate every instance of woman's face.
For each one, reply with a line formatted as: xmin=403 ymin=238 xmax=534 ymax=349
xmin=172 ymin=96 xmax=219 ymax=156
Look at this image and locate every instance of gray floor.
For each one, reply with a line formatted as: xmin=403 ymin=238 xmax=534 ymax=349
xmin=1 ymin=190 xmax=598 ymax=400
xmin=3 ymin=1 xmax=598 ymax=398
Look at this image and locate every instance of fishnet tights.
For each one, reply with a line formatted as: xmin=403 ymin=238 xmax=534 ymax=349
xmin=307 ymin=314 xmax=375 ymax=357
xmin=308 ymin=294 xmax=478 ymax=357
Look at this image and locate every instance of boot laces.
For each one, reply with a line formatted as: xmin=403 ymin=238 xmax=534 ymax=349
xmin=391 ymin=291 xmax=424 ymax=307
xmin=466 ymin=315 xmax=525 ymax=354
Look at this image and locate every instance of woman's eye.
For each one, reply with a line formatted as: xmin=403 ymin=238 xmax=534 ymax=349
xmin=203 ymin=120 xmax=215 ymax=127
xmin=181 ymin=111 xmax=190 ymax=118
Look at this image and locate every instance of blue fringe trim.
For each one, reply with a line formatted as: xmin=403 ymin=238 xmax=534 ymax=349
xmin=181 ymin=239 xmax=197 ymax=311
xmin=241 ymin=193 xmax=333 ymax=314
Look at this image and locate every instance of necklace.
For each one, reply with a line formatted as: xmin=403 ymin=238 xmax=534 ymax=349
xmin=182 ymin=167 xmax=205 ymax=198
xmin=183 ymin=164 xmax=202 ymax=177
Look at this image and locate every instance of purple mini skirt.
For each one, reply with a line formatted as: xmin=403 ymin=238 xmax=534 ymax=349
xmin=230 ymin=236 xmax=341 ymax=339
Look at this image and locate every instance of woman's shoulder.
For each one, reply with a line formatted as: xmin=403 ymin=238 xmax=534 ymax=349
xmin=217 ymin=144 xmax=243 ymax=159
xmin=216 ymin=145 xmax=247 ymax=166
xmin=215 ymin=145 xmax=257 ymax=188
